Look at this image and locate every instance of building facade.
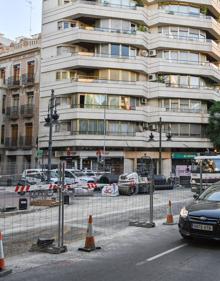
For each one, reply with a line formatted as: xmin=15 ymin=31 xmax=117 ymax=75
xmin=40 ymin=0 xmax=220 ymax=176
xmin=0 ymin=35 xmax=41 ymax=175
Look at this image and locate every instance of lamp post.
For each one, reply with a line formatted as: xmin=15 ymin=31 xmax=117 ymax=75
xmin=148 ymin=117 xmax=172 ymax=175
xmin=44 ymin=89 xmax=59 ymax=182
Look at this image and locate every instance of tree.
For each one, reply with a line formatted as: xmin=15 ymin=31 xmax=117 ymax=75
xmin=207 ymin=102 xmax=220 ymax=150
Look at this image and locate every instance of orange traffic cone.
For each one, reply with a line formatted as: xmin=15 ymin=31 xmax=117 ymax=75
xmin=0 ymin=232 xmax=12 ymax=277
xmin=78 ymin=215 xmax=101 ymax=252
xmin=163 ymin=200 xmax=177 ymax=225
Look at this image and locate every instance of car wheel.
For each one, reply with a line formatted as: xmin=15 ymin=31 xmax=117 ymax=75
xmin=180 ymin=233 xmax=192 ymax=240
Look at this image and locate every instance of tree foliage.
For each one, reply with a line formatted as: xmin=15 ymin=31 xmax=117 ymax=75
xmin=207 ymin=102 xmax=220 ymax=150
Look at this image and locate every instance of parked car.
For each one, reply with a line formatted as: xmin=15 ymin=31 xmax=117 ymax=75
xmin=179 ymin=182 xmax=220 ymax=240
xmin=20 ymin=169 xmax=46 ymax=185
xmin=74 ymin=171 xmax=96 ymax=183
xmin=51 ymin=169 xmax=80 ymax=185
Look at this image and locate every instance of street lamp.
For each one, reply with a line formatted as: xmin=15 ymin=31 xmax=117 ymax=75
xmin=148 ymin=117 xmax=172 ymax=175
xmin=44 ymin=89 xmax=59 ymax=182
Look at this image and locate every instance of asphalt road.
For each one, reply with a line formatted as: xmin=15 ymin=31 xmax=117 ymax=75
xmin=4 ymin=219 xmax=220 ymax=281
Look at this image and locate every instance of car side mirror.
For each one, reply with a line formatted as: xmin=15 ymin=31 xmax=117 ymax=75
xmin=193 ymin=194 xmax=199 ymax=200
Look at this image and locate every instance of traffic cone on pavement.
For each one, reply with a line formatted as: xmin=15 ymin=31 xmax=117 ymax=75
xmin=78 ymin=215 xmax=101 ymax=252
xmin=0 ymin=232 xmax=12 ymax=277
xmin=163 ymin=200 xmax=177 ymax=225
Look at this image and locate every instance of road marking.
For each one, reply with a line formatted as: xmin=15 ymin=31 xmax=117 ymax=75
xmin=136 ymin=244 xmax=187 ymax=266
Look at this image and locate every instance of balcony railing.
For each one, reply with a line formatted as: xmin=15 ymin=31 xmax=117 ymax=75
xmin=19 ymin=136 xmax=34 ymax=149
xmin=20 ymin=104 xmax=34 ymax=118
xmin=70 ymin=130 xmax=136 ymax=136
xmin=7 ymin=77 xmax=20 ymax=88
xmin=71 ymin=103 xmax=136 ymax=110
xmin=21 ymin=74 xmax=35 ymax=86
xmin=6 ymin=106 xmax=19 ymax=120
xmin=159 ymin=33 xmax=217 ymax=45
xmin=162 ymin=107 xmax=207 ymax=114
xmin=5 ymin=138 xmax=18 ymax=149
xmin=68 ymin=0 xmax=138 ymax=10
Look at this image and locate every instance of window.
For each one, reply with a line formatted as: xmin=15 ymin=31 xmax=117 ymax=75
xmin=13 ymin=64 xmax=20 ymax=82
xmin=170 ymin=99 xmax=178 ymax=110
xmin=2 ymin=95 xmax=6 ymax=114
xmin=0 ymin=68 xmax=5 ymax=84
xmin=11 ymin=124 xmax=18 ymax=143
xmin=121 ymin=45 xmax=129 ymax=56
xmin=109 ymin=96 xmax=120 ymax=109
xmin=27 ymin=61 xmax=35 ymax=80
xmin=180 ymin=100 xmax=189 ymax=111
xmin=27 ymin=92 xmax=34 ymax=105
xmin=111 ymin=44 xmax=120 ymax=56
xmin=190 ymin=76 xmax=199 ymax=88
xmin=1 ymin=125 xmax=4 ymax=144
xmin=190 ymin=124 xmax=201 ymax=136
xmin=110 ymin=69 xmax=120 ymax=80
xmin=12 ymin=95 xmax=19 ymax=107
xmin=179 ymin=76 xmax=188 ymax=87
xmin=79 ymin=120 xmax=88 ymax=133
xmin=180 ymin=124 xmax=189 ymax=136
xmin=191 ymin=100 xmax=201 ymax=112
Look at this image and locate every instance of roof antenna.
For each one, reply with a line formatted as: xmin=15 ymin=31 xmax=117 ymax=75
xmin=26 ymin=0 xmax=33 ymax=36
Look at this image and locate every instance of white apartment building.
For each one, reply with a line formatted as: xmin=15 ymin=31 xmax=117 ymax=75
xmin=40 ymin=0 xmax=220 ymax=176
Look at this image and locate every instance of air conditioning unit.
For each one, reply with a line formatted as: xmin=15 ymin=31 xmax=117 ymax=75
xmin=149 ymin=49 xmax=157 ymax=57
xmin=140 ymin=50 xmax=148 ymax=57
xmin=149 ymin=74 xmax=157 ymax=81
xmin=140 ymin=97 xmax=147 ymax=104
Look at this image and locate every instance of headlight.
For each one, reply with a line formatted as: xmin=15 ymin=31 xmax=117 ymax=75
xmin=191 ymin=180 xmax=196 ymax=184
xmin=180 ymin=207 xmax=188 ymax=218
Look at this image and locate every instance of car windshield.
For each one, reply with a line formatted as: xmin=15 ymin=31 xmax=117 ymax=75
xmin=199 ymin=184 xmax=220 ymax=201
xmin=51 ymin=171 xmax=59 ymax=178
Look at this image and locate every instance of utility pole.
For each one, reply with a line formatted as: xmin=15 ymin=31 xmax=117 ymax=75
xmin=44 ymin=89 xmax=59 ymax=182
xmin=103 ymin=96 xmax=107 ymax=171
xmin=159 ymin=117 xmax=162 ymax=175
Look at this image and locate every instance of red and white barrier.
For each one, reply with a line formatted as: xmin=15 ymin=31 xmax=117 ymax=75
xmin=87 ymin=183 xmax=97 ymax=189
xmin=15 ymin=185 xmax=30 ymax=193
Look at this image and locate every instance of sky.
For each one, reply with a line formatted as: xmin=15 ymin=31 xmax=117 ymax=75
xmin=0 ymin=0 xmax=42 ymax=40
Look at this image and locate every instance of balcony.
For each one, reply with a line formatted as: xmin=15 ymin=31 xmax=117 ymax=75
xmin=19 ymin=136 xmax=34 ymax=149
xmin=6 ymin=106 xmax=19 ymax=120
xmin=7 ymin=77 xmax=21 ymax=89
xmin=20 ymin=104 xmax=34 ymax=118
xmin=41 ymin=52 xmax=148 ymax=73
xmin=21 ymin=74 xmax=35 ymax=86
xmin=5 ymin=138 xmax=18 ymax=149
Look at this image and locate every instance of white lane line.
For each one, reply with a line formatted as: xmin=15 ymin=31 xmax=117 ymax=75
xmin=136 ymin=244 xmax=187 ymax=266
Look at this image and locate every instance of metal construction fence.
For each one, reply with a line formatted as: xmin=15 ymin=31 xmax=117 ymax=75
xmin=0 ymin=170 xmax=193 ymax=257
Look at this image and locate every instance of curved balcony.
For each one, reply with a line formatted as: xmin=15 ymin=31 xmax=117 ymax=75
xmin=40 ymin=77 xmax=148 ymax=98
xmin=39 ymin=128 xmax=211 ymax=149
xmin=149 ymin=58 xmax=220 ymax=82
xmin=146 ymin=0 xmax=220 ymax=18
xmin=42 ymin=26 xmax=147 ymax=48
xmin=41 ymin=52 xmax=148 ymax=73
xmin=150 ymin=34 xmax=220 ymax=61
xmin=148 ymin=82 xmax=220 ymax=101
xmin=148 ymin=10 xmax=220 ymax=39
xmin=43 ymin=0 xmax=145 ymax=25
xmin=145 ymin=106 xmax=209 ymax=124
